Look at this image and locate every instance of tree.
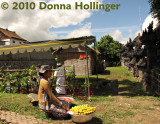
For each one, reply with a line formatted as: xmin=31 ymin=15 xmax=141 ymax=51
xmin=149 ymin=0 xmax=160 ymax=23
xmin=95 ymin=35 xmax=122 ymax=66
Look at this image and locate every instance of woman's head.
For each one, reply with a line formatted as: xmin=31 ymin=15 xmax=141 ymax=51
xmin=39 ymin=65 xmax=52 ymax=78
xmin=44 ymin=70 xmax=51 ymax=78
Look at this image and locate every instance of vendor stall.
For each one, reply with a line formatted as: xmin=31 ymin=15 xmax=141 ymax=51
xmin=0 ymin=36 xmax=96 ymax=98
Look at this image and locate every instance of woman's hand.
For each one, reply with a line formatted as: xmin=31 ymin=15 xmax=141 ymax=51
xmin=62 ymin=104 xmax=70 ymax=111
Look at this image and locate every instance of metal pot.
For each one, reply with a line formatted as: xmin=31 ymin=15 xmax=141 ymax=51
xmin=71 ymin=113 xmax=92 ymax=123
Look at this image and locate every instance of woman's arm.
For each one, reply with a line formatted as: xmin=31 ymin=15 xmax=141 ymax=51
xmin=43 ymin=81 xmax=69 ymax=110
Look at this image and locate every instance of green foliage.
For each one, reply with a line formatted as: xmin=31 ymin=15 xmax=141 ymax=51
xmin=0 ymin=65 xmax=37 ymax=93
xmin=49 ymin=77 xmax=57 ymax=87
xmin=95 ymin=35 xmax=122 ymax=66
xmin=12 ymin=71 xmax=28 ymax=92
xmin=28 ymin=65 xmax=37 ymax=77
xmin=0 ymin=64 xmax=12 ymax=92
xmin=65 ymin=67 xmax=75 ymax=92
xmin=149 ymin=0 xmax=160 ymax=23
xmin=0 ymin=64 xmax=77 ymax=94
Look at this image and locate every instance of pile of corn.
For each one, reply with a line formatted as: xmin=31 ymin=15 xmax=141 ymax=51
xmin=70 ymin=104 xmax=96 ymax=115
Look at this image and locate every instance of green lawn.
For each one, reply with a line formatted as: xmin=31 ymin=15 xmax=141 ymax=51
xmin=0 ymin=66 xmax=160 ymax=124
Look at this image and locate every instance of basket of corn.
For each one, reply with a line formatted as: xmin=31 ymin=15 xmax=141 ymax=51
xmin=70 ymin=104 xmax=96 ymax=123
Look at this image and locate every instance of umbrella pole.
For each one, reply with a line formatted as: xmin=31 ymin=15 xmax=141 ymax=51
xmin=85 ymin=65 xmax=87 ymax=95
xmin=94 ymin=40 xmax=98 ymax=83
xmin=85 ymin=45 xmax=90 ymax=99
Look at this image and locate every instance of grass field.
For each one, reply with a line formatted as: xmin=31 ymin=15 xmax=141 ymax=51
xmin=0 ymin=67 xmax=160 ymax=124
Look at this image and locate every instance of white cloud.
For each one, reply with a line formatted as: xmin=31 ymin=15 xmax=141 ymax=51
xmin=91 ymin=25 xmax=139 ymax=33
xmin=108 ymin=30 xmax=128 ymax=44
xmin=142 ymin=14 xmax=158 ymax=31
xmin=66 ymin=23 xmax=92 ymax=38
xmin=128 ymin=29 xmax=133 ymax=38
xmin=0 ymin=0 xmax=101 ymax=42
xmin=97 ymin=14 xmax=158 ymax=45
xmin=59 ymin=35 xmax=65 ymax=39
xmin=108 ymin=14 xmax=159 ymax=44
xmin=54 ymin=25 xmax=140 ymax=34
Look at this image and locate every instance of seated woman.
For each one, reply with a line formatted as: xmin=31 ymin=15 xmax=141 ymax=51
xmin=38 ymin=65 xmax=69 ymax=118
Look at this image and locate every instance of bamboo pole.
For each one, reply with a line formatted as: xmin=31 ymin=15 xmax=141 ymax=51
xmin=64 ymin=65 xmax=66 ymax=86
xmin=73 ymin=65 xmax=75 ymax=96
xmin=3 ymin=69 xmax=26 ymax=72
xmin=85 ymin=45 xmax=90 ymax=99
xmin=85 ymin=65 xmax=87 ymax=93
xmin=94 ymin=39 xmax=98 ymax=83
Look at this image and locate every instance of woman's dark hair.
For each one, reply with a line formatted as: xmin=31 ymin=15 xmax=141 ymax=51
xmin=39 ymin=70 xmax=50 ymax=77
xmin=39 ymin=72 xmax=44 ymax=77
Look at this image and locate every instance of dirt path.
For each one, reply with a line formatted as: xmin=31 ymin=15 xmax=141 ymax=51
xmin=109 ymin=96 xmax=160 ymax=124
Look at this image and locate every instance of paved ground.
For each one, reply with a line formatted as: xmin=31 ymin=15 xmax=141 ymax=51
xmin=0 ymin=110 xmax=68 ymax=124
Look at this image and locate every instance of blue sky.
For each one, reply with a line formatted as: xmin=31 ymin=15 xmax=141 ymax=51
xmin=0 ymin=0 xmax=157 ymax=44
xmin=49 ymin=0 xmax=151 ymax=42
